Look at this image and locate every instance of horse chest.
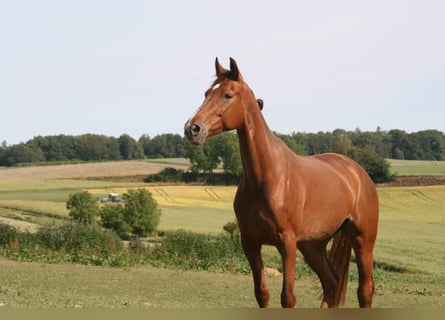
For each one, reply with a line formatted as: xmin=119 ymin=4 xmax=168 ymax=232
xmin=235 ymin=174 xmax=312 ymax=245
xmin=249 ymin=216 xmax=278 ymax=245
xmin=235 ymin=202 xmax=282 ymax=245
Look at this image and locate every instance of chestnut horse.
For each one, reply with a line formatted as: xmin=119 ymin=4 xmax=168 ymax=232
xmin=184 ymin=58 xmax=379 ymax=308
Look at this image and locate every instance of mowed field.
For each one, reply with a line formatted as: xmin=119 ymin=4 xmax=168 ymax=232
xmin=0 ymin=159 xmax=444 ymax=308
xmin=387 ymin=159 xmax=445 ymax=176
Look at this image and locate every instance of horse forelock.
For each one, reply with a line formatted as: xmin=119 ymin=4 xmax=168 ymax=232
xmin=210 ymin=78 xmax=223 ymax=90
xmin=207 ymin=73 xmax=258 ymax=110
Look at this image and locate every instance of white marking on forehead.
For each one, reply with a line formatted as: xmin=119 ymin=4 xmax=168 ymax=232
xmin=212 ymin=83 xmax=221 ymax=90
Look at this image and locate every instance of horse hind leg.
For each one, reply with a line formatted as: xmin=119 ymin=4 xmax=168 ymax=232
xmin=343 ymin=220 xmax=377 ymax=308
xmin=346 ymin=174 xmax=379 ymax=307
xmin=349 ymin=234 xmax=376 ymax=307
xmin=299 ymin=242 xmax=339 ymax=308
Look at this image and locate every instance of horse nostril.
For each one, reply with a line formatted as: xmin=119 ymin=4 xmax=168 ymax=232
xmin=191 ymin=124 xmax=200 ymax=135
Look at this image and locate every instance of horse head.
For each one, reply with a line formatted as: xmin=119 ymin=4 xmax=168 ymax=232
xmin=184 ymin=57 xmax=258 ymax=145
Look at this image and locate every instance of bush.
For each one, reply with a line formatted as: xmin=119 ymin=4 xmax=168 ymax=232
xmin=0 ymin=223 xmax=38 ymax=252
xmin=0 ymin=223 xmax=21 ymax=246
xmin=37 ymin=222 xmax=128 ymax=266
xmin=1 ymin=223 xmax=259 ymax=271
xmin=145 ymin=167 xmax=241 ymax=185
xmin=223 ymin=220 xmax=239 ymax=241
xmin=144 ymin=167 xmax=185 ymax=183
xmin=0 ymin=222 xmax=129 ymax=267
xmin=151 ymin=230 xmax=249 ymax=273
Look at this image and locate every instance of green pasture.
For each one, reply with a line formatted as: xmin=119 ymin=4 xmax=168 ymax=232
xmin=388 ymin=159 xmax=445 ymax=176
xmin=0 ymin=255 xmax=443 ymax=308
xmin=0 ymin=160 xmax=444 ymax=307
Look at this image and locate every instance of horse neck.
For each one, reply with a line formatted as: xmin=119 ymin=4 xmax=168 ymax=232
xmin=236 ymin=102 xmax=280 ymax=188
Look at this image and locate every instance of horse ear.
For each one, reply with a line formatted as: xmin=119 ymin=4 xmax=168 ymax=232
xmin=215 ymin=57 xmax=227 ymax=77
xmin=229 ymin=57 xmax=243 ymax=82
xmin=257 ymin=99 xmax=264 ymax=111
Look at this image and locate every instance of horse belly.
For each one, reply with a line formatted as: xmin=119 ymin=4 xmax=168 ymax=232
xmin=296 ymin=189 xmax=353 ymax=243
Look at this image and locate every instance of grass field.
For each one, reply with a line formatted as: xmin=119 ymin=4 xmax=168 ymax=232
xmin=0 ymin=159 xmax=444 ymax=308
xmin=0 ymin=255 xmax=443 ymax=308
xmin=387 ymin=159 xmax=445 ymax=176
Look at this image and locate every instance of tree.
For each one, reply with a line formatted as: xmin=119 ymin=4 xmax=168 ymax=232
xmin=355 ymin=147 xmax=393 ymax=183
xmin=388 ymin=129 xmax=409 ymax=159
xmin=185 ymin=138 xmax=221 ymax=175
xmin=331 ymin=134 xmax=354 ymax=157
xmin=99 ymin=204 xmax=130 ymax=238
xmin=139 ymin=133 xmax=185 ymax=158
xmin=185 ymin=132 xmax=242 ymax=175
xmin=214 ymin=132 xmax=242 ymax=176
xmin=279 ymin=133 xmax=306 ymax=155
xmin=118 ymin=134 xmax=144 ymax=160
xmin=30 ymin=135 xmax=77 ymax=161
xmin=138 ymin=134 xmax=152 ymax=157
xmin=3 ymin=142 xmax=45 ymax=166
xmin=66 ymin=191 xmax=100 ymax=225
xmin=75 ymin=134 xmax=121 ymax=161
xmin=99 ymin=189 xmax=161 ymax=238
xmin=122 ymin=188 xmax=161 ymax=237
xmin=0 ymin=141 xmax=9 ymax=166
xmin=411 ymin=130 xmax=445 ymax=160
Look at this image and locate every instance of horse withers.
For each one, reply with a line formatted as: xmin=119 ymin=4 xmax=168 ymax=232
xmin=184 ymin=58 xmax=379 ymax=308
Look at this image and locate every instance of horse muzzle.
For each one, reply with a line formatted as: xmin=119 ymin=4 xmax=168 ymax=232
xmin=184 ymin=121 xmax=207 ymax=145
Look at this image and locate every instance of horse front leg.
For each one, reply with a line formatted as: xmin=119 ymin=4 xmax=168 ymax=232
xmin=240 ymin=235 xmax=269 ymax=307
xmin=277 ymin=234 xmax=297 ymax=308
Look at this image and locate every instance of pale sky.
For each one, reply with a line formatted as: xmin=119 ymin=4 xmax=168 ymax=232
xmin=1 ymin=0 xmax=444 ymax=144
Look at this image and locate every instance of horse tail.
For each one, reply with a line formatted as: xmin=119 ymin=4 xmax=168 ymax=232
xmin=328 ymin=231 xmax=352 ymax=307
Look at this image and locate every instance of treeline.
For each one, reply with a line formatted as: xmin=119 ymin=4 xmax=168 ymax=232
xmin=0 ymin=133 xmax=184 ymax=166
xmin=1 ymin=128 xmax=444 ymax=166
xmin=282 ymin=128 xmax=445 ymax=161
xmin=178 ymin=131 xmax=393 ymax=183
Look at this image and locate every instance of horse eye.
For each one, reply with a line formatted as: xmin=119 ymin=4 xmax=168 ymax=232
xmin=223 ymin=93 xmax=233 ymax=99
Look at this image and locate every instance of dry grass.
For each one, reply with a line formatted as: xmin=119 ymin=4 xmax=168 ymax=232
xmin=0 ymin=159 xmax=189 ymax=180
xmin=0 ymin=216 xmax=39 ymax=233
xmin=378 ymin=186 xmax=445 ymax=224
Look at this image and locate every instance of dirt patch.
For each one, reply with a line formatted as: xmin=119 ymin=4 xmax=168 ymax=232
xmin=78 ymin=174 xmax=149 ymax=183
